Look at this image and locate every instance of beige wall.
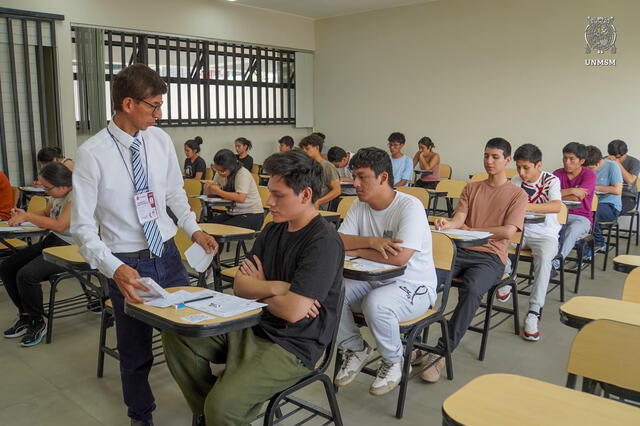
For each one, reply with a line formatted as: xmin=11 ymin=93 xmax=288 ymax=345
xmin=315 ymin=0 xmax=640 ymax=178
xmin=3 ymin=0 xmax=315 ymax=164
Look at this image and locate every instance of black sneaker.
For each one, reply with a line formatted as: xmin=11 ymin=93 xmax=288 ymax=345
xmin=20 ymin=319 xmax=46 ymax=347
xmin=3 ymin=315 xmax=30 ymax=338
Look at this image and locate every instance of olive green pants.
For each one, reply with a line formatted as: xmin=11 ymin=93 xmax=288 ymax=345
xmin=162 ymin=328 xmax=310 ymax=426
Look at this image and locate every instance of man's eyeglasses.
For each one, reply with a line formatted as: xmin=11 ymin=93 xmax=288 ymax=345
xmin=138 ymin=99 xmax=163 ymax=115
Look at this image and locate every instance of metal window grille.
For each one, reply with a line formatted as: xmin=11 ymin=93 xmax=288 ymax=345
xmin=0 ymin=8 xmax=63 ymax=185
xmin=72 ymin=27 xmax=296 ymax=127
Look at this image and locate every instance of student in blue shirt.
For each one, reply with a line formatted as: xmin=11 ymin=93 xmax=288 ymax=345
xmin=387 ymin=132 xmax=413 ymax=186
xmin=585 ymin=145 xmax=623 ymax=251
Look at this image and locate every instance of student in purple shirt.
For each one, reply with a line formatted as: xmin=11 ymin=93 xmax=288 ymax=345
xmin=552 ymin=143 xmax=596 ymax=269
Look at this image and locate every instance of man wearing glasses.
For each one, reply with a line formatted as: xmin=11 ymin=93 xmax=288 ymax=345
xmin=71 ymin=64 xmax=217 ymax=426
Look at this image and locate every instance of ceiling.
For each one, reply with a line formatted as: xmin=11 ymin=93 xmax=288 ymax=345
xmin=225 ymin=0 xmax=437 ymax=19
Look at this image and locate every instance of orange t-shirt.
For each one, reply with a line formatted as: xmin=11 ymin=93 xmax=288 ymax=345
xmin=454 ymin=180 xmax=528 ymax=264
xmin=0 ymin=172 xmax=13 ymax=220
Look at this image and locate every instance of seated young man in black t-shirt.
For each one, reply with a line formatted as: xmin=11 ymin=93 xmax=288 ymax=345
xmin=162 ymin=150 xmax=344 ymax=426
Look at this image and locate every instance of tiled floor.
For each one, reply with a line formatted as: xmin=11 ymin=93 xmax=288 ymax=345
xmin=0 ymin=241 xmax=637 ymax=425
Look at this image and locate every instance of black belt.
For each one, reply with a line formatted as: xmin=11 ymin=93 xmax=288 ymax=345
xmin=114 ymin=238 xmax=173 ymax=260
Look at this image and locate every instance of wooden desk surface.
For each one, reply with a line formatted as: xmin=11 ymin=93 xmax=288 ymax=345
xmin=319 ymin=211 xmax=340 ymax=218
xmin=42 ymin=245 xmax=86 ymax=264
xmin=442 ymin=374 xmax=640 ymax=426
xmin=613 ymin=255 xmax=640 ymax=274
xmin=200 ymin=223 xmax=256 ymax=237
xmin=125 ymin=286 xmax=262 ymax=337
xmin=560 ymin=296 xmax=640 ymax=329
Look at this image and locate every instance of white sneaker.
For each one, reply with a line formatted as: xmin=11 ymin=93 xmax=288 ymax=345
xmin=522 ymin=312 xmax=541 ymax=341
xmin=370 ymin=360 xmax=406 ymax=396
xmin=334 ymin=343 xmax=372 ymax=387
xmin=420 ymin=353 xmax=446 ymax=383
xmin=496 ymin=285 xmax=512 ymax=302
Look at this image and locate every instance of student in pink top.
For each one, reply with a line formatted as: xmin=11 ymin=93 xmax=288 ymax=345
xmin=412 ymin=137 xmax=441 ymax=189
xmin=552 ymin=142 xmax=596 ymax=266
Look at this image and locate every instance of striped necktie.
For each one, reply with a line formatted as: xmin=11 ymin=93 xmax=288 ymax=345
xmin=131 ymin=138 xmax=164 ymax=257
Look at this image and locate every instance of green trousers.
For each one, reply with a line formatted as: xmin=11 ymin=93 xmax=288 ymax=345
xmin=162 ymin=328 xmax=310 ymax=426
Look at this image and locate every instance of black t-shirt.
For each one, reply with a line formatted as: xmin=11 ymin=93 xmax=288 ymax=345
xmin=236 ymin=154 xmax=254 ymax=172
xmin=252 ymin=214 xmax=344 ymax=368
xmin=184 ymin=156 xmax=207 ymax=178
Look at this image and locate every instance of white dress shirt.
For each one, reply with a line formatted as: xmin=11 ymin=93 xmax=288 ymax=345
xmin=71 ymin=121 xmax=200 ymax=278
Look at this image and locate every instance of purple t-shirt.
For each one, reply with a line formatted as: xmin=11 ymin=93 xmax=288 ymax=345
xmin=553 ymin=167 xmax=596 ymax=223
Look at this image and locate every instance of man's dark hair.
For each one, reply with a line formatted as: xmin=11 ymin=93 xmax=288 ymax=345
xmin=387 ymin=132 xmax=406 ymax=144
xmin=585 ymin=145 xmax=603 ymax=167
xmin=312 ymin=132 xmax=326 ymax=140
xmin=111 ymin=63 xmax=167 ymax=112
xmin=485 ymin=137 xmax=511 ymax=158
xmin=299 ymin=133 xmax=324 ymax=152
xmin=39 ymin=162 xmax=72 ymax=187
xmin=327 ymin=146 xmax=348 ymax=163
xmin=513 ymin=143 xmax=542 ymax=164
xmin=263 ymin=150 xmax=324 ymax=203
xmin=37 ymin=147 xmax=63 ymax=164
xmin=608 ymin=139 xmax=628 ymax=156
xmin=278 ymin=135 xmax=294 ymax=148
xmin=349 ymin=147 xmax=394 ymax=188
xmin=562 ymin=142 xmax=588 ymax=160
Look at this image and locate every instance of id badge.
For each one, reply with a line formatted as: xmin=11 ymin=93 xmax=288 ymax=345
xmin=134 ymin=191 xmax=159 ymax=225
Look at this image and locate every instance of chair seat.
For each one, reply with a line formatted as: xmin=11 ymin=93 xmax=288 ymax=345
xmin=0 ymin=239 xmax=28 ymax=250
xmin=105 ymin=299 xmax=113 ymax=309
xmin=508 ymin=245 xmax=532 ymax=258
xmin=221 ymin=266 xmax=240 ymax=279
xmin=399 ymin=309 xmax=438 ymax=327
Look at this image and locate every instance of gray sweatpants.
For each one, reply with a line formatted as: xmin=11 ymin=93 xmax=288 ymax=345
xmin=559 ymin=214 xmax=591 ymax=259
xmin=337 ymin=278 xmax=436 ymax=364
xmin=522 ymin=234 xmax=559 ymax=313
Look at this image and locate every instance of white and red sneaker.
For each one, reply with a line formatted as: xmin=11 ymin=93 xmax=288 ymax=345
xmin=496 ymin=285 xmax=512 ymax=302
xmin=522 ymin=311 xmax=541 ymax=341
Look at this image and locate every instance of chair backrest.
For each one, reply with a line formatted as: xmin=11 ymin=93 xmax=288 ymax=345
xmin=204 ymin=167 xmax=214 ymax=181
xmin=251 ymin=163 xmax=261 ymax=175
xmin=188 ymin=198 xmax=203 ymax=222
xmin=591 ymin=194 xmax=599 ymax=212
xmin=261 ymin=212 xmax=273 ymax=231
xmin=470 ymin=172 xmax=488 ymax=183
xmin=505 ymin=169 xmax=518 ymax=179
xmin=183 ymin=178 xmax=202 ymax=197
xmin=396 ymin=186 xmax=430 ymax=211
xmin=337 ymin=196 xmax=357 ymax=220
xmin=436 ymin=179 xmax=467 ymax=199
xmin=622 ymin=267 xmax=640 ymax=303
xmin=439 ymin=163 xmax=452 ymax=179
xmin=257 ymin=185 xmax=270 ymax=209
xmin=432 ymin=232 xmax=457 ymax=312
xmin=11 ymin=186 xmax=19 ymax=207
xmin=174 ymin=228 xmax=192 ymax=261
xmin=27 ymin=195 xmax=47 ymax=213
xmin=566 ymin=319 xmax=640 ymax=394
xmin=507 ymin=231 xmax=524 ymax=281
xmin=251 ymin=173 xmax=260 ymax=186
xmin=557 ymin=203 xmax=568 ymax=225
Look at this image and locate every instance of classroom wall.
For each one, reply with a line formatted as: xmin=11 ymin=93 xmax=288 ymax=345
xmin=2 ymin=0 xmax=316 ymax=165
xmin=315 ymin=0 xmax=640 ymax=178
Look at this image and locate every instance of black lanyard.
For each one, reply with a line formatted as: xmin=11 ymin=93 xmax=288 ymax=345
xmin=107 ymin=128 xmax=150 ymax=193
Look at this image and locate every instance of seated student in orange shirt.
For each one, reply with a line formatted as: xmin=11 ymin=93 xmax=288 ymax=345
xmin=420 ymin=138 xmax=527 ymax=382
xmin=0 ymin=171 xmax=12 ymax=220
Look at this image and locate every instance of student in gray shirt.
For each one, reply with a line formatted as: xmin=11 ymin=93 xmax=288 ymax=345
xmin=607 ymin=139 xmax=640 ymax=213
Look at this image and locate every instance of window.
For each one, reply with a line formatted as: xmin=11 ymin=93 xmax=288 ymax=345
xmin=0 ymin=8 xmax=63 ymax=185
xmin=71 ymin=27 xmax=296 ymax=127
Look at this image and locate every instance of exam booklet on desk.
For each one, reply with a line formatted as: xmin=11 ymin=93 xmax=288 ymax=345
xmin=134 ymin=277 xmax=266 ymax=318
xmin=344 ymin=256 xmax=398 ymax=272
xmin=432 ymin=229 xmax=493 ymax=240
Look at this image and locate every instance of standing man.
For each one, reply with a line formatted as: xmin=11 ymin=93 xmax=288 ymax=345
xmin=71 ymin=64 xmax=217 ymax=426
